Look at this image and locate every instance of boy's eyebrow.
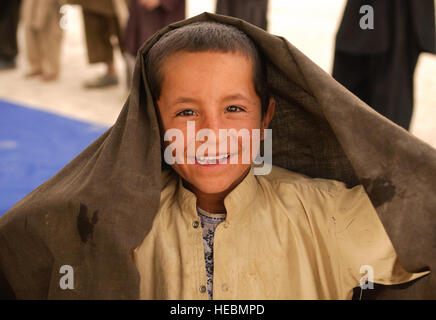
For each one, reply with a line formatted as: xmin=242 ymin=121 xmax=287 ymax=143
xmin=172 ymin=94 xmax=254 ymax=106
xmin=172 ymin=97 xmax=199 ymax=105
xmin=221 ymin=93 xmax=253 ymax=103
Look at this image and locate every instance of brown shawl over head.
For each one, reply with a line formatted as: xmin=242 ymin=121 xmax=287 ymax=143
xmin=0 ymin=13 xmax=434 ymax=299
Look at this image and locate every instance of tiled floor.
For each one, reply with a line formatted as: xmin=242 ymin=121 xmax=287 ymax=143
xmin=0 ymin=0 xmax=435 ymax=147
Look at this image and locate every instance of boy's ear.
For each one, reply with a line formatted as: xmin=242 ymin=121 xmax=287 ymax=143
xmin=261 ymin=98 xmax=275 ymax=139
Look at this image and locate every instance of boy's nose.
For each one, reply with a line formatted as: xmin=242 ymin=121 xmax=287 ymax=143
xmin=198 ymin=114 xmax=224 ymax=133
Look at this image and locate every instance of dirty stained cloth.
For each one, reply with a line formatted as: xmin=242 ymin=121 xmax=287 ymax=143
xmin=0 ymin=13 xmax=435 ymax=299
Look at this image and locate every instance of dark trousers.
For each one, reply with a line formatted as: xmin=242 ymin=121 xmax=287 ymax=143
xmin=333 ymin=2 xmax=420 ymax=130
xmin=333 ymin=49 xmax=419 ymax=131
xmin=0 ymin=0 xmax=21 ymax=61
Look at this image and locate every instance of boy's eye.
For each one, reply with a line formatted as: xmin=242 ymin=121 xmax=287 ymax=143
xmin=176 ymin=109 xmax=196 ymax=117
xmin=226 ymin=105 xmax=244 ymax=112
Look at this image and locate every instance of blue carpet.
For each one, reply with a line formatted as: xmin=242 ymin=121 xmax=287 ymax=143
xmin=0 ymin=99 xmax=108 ymax=216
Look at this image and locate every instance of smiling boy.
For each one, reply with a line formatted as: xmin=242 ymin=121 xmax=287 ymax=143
xmin=0 ymin=14 xmax=434 ymax=300
xmin=133 ymin=22 xmax=428 ymax=299
xmin=154 ymin=48 xmax=274 ymax=210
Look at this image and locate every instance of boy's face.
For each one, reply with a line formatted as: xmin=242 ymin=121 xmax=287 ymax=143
xmin=157 ymin=51 xmax=274 ymax=195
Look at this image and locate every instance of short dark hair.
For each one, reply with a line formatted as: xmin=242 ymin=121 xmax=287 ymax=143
xmin=145 ymin=22 xmax=270 ymax=117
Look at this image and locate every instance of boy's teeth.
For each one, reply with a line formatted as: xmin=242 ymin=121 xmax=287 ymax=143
xmin=197 ymin=154 xmax=228 ymax=163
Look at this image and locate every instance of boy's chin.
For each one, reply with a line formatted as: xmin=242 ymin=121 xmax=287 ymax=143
xmin=191 ymin=179 xmax=235 ymax=195
xmin=173 ymin=164 xmax=252 ymax=196
xmin=187 ymin=168 xmax=251 ymax=195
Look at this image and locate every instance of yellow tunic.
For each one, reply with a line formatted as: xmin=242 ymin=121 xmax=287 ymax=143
xmin=134 ymin=165 xmax=429 ymax=299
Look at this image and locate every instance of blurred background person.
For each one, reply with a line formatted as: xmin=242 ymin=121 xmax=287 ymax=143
xmin=332 ymin=0 xmax=436 ymax=131
xmin=0 ymin=0 xmax=22 ymax=70
xmin=68 ymin=0 xmax=129 ymax=89
xmin=22 ymin=0 xmax=63 ymax=81
xmin=215 ymin=0 xmax=268 ymax=30
xmin=123 ymin=0 xmax=185 ymax=87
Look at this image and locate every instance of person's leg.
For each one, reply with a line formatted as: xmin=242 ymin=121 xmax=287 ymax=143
xmin=373 ymin=46 xmax=419 ymax=131
xmin=368 ymin=0 xmax=418 ymax=130
xmin=40 ymin=6 xmax=63 ymax=81
xmin=124 ymin=52 xmax=135 ymax=89
xmin=0 ymin=0 xmax=21 ymax=69
xmin=82 ymin=10 xmax=114 ymax=65
xmin=105 ymin=14 xmax=123 ymax=80
xmin=24 ymin=26 xmax=43 ymax=77
xmin=389 ymin=0 xmax=420 ymax=130
xmin=82 ymin=9 xmax=119 ymax=88
xmin=332 ymin=51 xmax=372 ymax=104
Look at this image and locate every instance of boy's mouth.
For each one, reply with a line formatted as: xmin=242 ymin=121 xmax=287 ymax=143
xmin=195 ymin=154 xmax=232 ymax=165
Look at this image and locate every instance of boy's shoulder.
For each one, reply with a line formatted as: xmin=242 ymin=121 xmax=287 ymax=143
xmin=260 ymin=165 xmax=353 ymax=196
xmin=258 ymin=166 xmax=370 ymax=228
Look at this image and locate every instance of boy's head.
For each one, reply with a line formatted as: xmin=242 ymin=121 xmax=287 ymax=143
xmin=146 ymin=22 xmax=275 ymax=195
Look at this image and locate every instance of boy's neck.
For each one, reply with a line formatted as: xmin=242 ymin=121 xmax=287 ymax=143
xmin=183 ymin=168 xmax=251 ymax=214
xmin=194 ymin=189 xmax=228 ymax=214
